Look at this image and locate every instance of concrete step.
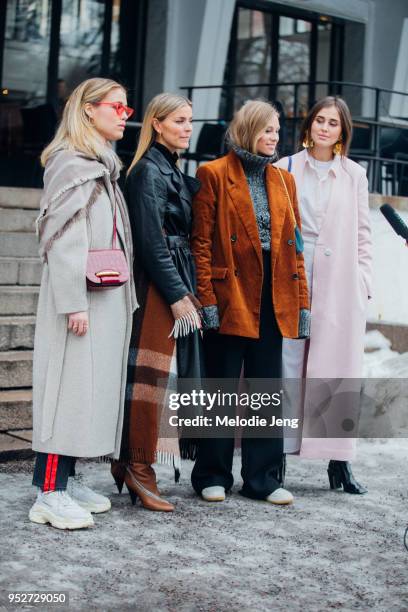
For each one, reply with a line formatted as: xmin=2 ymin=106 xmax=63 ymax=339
xmin=0 ymin=187 xmax=41 ymax=210
xmin=0 ymin=389 xmax=32 ymax=430
xmin=0 ymin=232 xmax=39 ymax=257
xmin=0 ymin=350 xmax=33 ymax=389
xmin=0 ymin=316 xmax=36 ymax=350
xmin=0 ymin=257 xmax=42 ymax=285
xmin=0 ymin=207 xmax=37 ymax=232
xmin=0 ymin=286 xmax=39 ymax=315
xmin=0 ymin=432 xmax=33 ymax=461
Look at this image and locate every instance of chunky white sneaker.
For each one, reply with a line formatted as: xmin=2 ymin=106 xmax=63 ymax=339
xmin=29 ymin=490 xmax=94 ymax=529
xmin=67 ymin=476 xmax=111 ymax=513
xmin=266 ymin=487 xmax=294 ymax=505
xmin=201 ymin=486 xmax=226 ymax=502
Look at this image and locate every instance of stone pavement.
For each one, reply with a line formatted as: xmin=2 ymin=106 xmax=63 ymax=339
xmin=0 ymin=439 xmax=407 ymax=612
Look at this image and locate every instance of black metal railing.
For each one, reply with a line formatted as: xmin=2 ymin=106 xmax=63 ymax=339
xmin=180 ymin=80 xmax=408 ymax=196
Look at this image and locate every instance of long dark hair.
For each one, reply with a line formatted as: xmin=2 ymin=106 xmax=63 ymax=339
xmin=299 ymin=96 xmax=353 ymax=156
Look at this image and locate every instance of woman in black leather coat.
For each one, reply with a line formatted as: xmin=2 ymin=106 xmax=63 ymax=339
xmin=111 ymin=93 xmax=202 ymax=512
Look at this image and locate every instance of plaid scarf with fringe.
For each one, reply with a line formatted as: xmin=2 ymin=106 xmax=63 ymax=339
xmin=120 ymin=264 xmax=183 ymax=475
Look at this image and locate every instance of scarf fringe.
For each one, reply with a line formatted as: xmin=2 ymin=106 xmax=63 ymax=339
xmin=36 ymin=169 xmax=109 ymax=235
xmin=179 ymin=439 xmax=198 ymax=461
xmin=95 ymin=454 xmax=115 ymax=463
xmin=47 ymin=169 xmax=108 ymax=207
xmin=120 ymin=447 xmax=181 ymax=469
xmin=156 ymin=450 xmax=182 ymax=471
xmin=168 ymin=309 xmax=201 ymax=338
xmin=41 ymin=181 xmax=103 ymax=258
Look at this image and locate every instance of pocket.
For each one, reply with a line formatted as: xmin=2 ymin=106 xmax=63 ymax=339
xmin=358 ymin=270 xmax=368 ymax=299
xmin=358 ymin=270 xmax=369 ymax=312
xmin=211 ymin=266 xmax=228 ymax=280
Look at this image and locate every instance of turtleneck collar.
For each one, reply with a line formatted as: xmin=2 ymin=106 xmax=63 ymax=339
xmin=153 ymin=142 xmax=179 ymax=168
xmin=231 ymin=143 xmax=276 ymax=174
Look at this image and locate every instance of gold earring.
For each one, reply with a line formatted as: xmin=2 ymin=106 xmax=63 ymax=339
xmin=302 ymin=133 xmax=314 ymax=149
xmin=333 ymin=140 xmax=342 ymax=155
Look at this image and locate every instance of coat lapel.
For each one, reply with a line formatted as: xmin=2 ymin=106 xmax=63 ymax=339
xmin=226 ymin=151 xmax=262 ymax=268
xmin=145 ymin=147 xmax=192 ymax=228
xmin=266 ymin=165 xmax=290 ymax=270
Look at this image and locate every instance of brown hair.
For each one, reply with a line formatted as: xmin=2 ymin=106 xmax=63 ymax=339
xmin=299 ymin=96 xmax=353 ymax=156
xmin=227 ymin=100 xmax=279 ymax=154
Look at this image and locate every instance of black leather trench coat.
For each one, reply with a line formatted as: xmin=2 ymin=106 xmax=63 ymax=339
xmin=125 ymin=144 xmax=203 ymax=379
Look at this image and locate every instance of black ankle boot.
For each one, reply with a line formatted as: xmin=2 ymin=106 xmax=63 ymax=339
xmin=327 ymin=460 xmax=367 ymax=494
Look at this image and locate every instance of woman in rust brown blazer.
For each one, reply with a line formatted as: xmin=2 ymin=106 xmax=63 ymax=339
xmin=190 ymin=100 xmax=310 ymax=505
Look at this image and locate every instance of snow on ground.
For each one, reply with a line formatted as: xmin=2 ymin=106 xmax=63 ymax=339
xmin=362 ymin=331 xmax=408 ymax=438
xmin=364 ymin=330 xmax=408 ymax=378
xmin=0 ymin=331 xmax=406 ymax=611
xmin=0 ymin=443 xmax=407 ymax=612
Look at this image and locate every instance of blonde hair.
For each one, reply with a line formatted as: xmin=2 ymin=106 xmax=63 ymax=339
xmin=41 ymin=77 xmax=126 ymax=167
xmin=227 ymin=99 xmax=279 ymax=154
xmin=127 ymin=92 xmax=192 ymax=175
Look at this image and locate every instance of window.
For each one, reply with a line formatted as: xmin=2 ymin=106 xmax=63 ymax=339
xmin=0 ymin=0 xmax=147 ymax=186
xmin=3 ymin=0 xmax=51 ymax=104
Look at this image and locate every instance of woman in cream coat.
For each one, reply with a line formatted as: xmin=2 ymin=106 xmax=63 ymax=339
xmin=29 ymin=78 xmax=137 ymax=530
xmin=277 ymin=96 xmax=372 ymax=494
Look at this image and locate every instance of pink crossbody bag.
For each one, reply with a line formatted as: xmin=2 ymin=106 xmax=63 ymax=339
xmin=86 ymin=183 xmax=129 ymax=290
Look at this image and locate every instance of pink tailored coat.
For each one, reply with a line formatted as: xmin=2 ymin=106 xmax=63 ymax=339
xmin=277 ymin=149 xmax=372 ymax=460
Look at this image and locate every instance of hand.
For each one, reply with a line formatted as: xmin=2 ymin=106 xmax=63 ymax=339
xmin=170 ymin=296 xmax=201 ymax=326
xmin=68 ymin=311 xmax=89 ymax=336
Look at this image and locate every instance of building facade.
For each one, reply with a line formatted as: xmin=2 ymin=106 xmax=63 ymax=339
xmin=1 ymin=0 xmax=407 ymax=185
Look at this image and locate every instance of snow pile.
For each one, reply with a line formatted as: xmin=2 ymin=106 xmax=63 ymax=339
xmin=363 ymin=330 xmax=408 ymax=378
xmin=361 ymin=331 xmax=408 ymax=437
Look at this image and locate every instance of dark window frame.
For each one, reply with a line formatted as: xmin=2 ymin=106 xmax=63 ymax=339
xmin=0 ymin=1 xmax=6 ymax=90
xmin=0 ymin=0 xmax=148 ymax=114
xmin=224 ymin=0 xmax=346 ymax=118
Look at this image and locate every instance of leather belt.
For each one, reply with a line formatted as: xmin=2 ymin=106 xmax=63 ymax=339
xmin=166 ymin=235 xmax=190 ymax=249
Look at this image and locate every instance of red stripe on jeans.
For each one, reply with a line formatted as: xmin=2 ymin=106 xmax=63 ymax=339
xmin=43 ymin=454 xmax=54 ymax=492
xmin=49 ymin=454 xmax=59 ymax=491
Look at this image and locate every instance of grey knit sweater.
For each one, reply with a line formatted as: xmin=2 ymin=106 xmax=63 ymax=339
xmin=232 ymin=143 xmax=275 ymax=251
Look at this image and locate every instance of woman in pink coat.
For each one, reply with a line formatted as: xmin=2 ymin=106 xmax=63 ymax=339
xmin=277 ymin=96 xmax=372 ymax=494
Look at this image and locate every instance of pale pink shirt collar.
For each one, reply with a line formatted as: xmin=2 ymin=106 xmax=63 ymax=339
xmin=304 ymin=150 xmax=341 ymax=177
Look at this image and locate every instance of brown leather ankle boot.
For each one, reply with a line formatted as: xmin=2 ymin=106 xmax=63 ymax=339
xmin=124 ymin=462 xmax=174 ymax=512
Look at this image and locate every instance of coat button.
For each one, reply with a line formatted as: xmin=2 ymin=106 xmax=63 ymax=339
xmin=288 ymin=239 xmax=294 ymax=246
xmin=292 ymin=273 xmax=299 ymax=280
xmin=324 ymin=248 xmax=332 ymax=256
xmin=231 ymin=234 xmax=237 ymax=243
xmin=234 ymin=269 xmax=240 ymax=277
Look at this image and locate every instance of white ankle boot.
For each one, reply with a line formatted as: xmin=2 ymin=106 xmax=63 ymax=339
xmin=29 ymin=490 xmax=94 ymax=529
xmin=67 ymin=475 xmax=111 ymax=513
xmin=266 ymin=487 xmax=294 ymax=505
xmin=201 ymin=486 xmax=226 ymax=502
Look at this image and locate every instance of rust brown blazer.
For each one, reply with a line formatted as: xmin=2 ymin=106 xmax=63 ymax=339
xmin=191 ymin=150 xmax=310 ymax=339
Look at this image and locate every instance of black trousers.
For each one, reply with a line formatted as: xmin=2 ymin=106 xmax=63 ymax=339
xmin=191 ymin=251 xmax=284 ymax=499
xmin=32 ymin=453 xmax=76 ymax=491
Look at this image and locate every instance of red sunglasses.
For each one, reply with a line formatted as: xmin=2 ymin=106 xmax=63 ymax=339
xmin=93 ymin=102 xmax=134 ymax=119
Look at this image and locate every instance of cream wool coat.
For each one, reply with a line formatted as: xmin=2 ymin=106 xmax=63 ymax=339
xmin=32 ymin=150 xmax=136 ymax=458
xmin=277 ymin=149 xmax=372 ymax=460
